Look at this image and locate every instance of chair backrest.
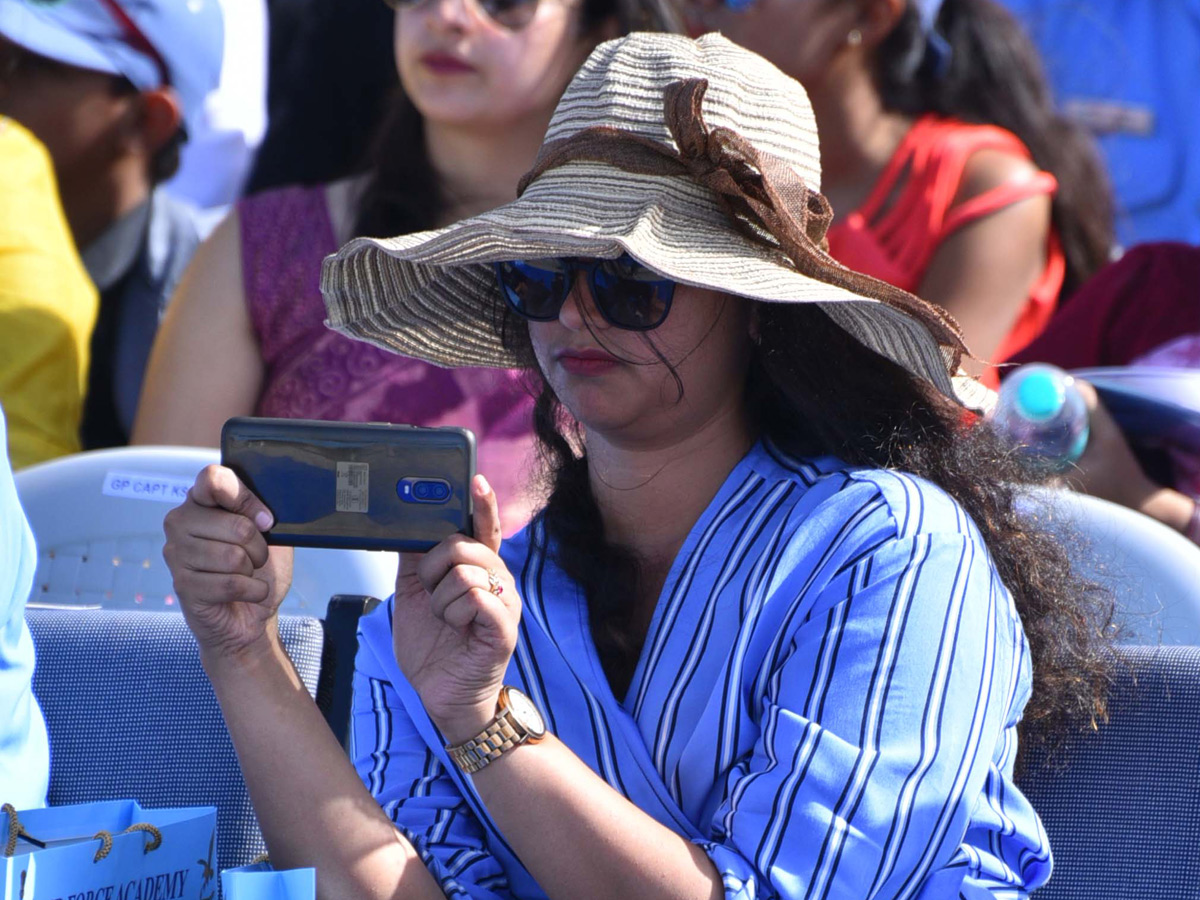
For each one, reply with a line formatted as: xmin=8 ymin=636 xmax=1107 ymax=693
xmin=26 ymin=608 xmax=325 ymax=872
xmin=1020 ymin=488 xmax=1200 ymax=644
xmin=15 ymin=446 xmax=398 ymax=615
xmin=1017 ymin=645 xmax=1200 ymax=899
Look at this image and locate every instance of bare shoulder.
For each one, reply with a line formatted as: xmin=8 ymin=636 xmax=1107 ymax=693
xmin=953 ymin=147 xmax=1045 ymax=206
xmin=196 ymin=206 xmax=242 ymax=264
xmin=174 ymin=208 xmax=247 ymax=314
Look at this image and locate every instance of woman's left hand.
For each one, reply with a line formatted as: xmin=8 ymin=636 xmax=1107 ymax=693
xmin=391 ymin=474 xmax=521 ymax=744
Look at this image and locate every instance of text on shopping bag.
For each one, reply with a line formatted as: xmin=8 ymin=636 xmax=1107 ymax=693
xmin=3 ymin=800 xmax=217 ymax=900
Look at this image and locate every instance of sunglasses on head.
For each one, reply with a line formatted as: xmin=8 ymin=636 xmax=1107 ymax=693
xmin=495 ymin=254 xmax=676 ymax=331
xmin=382 ymin=0 xmax=540 ymax=30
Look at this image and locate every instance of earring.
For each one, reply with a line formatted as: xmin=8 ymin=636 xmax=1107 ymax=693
xmin=846 ymin=28 xmax=863 ymax=46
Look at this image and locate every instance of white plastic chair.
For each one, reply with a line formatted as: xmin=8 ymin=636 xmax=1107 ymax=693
xmin=1020 ymin=488 xmax=1200 ymax=644
xmin=14 ymin=446 xmax=398 ymax=614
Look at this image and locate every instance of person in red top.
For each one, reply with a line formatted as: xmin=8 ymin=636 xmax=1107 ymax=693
xmin=687 ymin=0 xmax=1114 ymax=386
xmin=826 ymin=116 xmax=1066 ymax=379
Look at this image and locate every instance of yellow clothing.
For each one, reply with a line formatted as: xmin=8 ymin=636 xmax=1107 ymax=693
xmin=0 ymin=118 xmax=98 ymax=469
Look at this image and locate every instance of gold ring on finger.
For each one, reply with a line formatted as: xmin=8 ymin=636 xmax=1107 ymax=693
xmin=485 ymin=568 xmax=504 ymax=597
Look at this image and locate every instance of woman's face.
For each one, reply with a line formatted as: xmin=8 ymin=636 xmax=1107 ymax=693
xmin=527 ymin=269 xmax=756 ymax=447
xmin=395 ymin=0 xmax=596 ymax=130
xmin=684 ymin=0 xmax=858 ymax=88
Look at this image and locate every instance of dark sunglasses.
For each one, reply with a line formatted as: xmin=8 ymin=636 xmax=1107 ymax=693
xmin=381 ymin=0 xmax=540 ymax=30
xmin=494 ymin=254 xmax=676 ymax=331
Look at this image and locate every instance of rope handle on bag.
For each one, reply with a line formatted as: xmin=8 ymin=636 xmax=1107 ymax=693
xmin=2 ymin=804 xmax=162 ymax=862
xmin=91 ymin=823 xmax=163 ymax=862
xmin=3 ymin=804 xmax=44 ymax=857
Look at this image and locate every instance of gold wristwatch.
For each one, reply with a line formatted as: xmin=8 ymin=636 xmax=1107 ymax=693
xmin=446 ymin=687 xmax=548 ymax=774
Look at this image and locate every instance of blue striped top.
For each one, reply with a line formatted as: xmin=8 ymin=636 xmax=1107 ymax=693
xmin=351 ymin=441 xmax=1051 ymax=899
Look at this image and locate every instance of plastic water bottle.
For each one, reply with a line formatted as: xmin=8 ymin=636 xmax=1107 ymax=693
xmin=990 ymin=364 xmax=1090 ymax=471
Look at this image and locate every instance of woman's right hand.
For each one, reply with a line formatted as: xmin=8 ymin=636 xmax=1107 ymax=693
xmin=1068 ymin=381 xmax=1197 ymax=534
xmin=163 ymin=464 xmax=294 ymax=660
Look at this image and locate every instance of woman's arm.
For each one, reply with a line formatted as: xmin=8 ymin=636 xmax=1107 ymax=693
xmin=458 ymin=735 xmax=722 ymax=900
xmin=205 ymin=630 xmax=446 ymax=899
xmin=395 ymin=480 xmax=1023 ymax=900
xmin=1069 ymin=380 xmax=1198 ymax=535
xmin=163 ymin=466 xmax=445 ymax=899
xmin=465 ymin=508 xmax=1027 ymax=900
xmin=392 ymin=480 xmax=724 ymax=900
xmin=697 ymin=524 xmax=1037 ymax=899
xmin=917 ymin=149 xmax=1053 ymax=369
xmin=131 ymin=211 xmax=263 ymax=446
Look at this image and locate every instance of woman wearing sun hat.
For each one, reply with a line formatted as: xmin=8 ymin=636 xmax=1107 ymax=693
xmin=163 ymin=32 xmax=1111 ymax=898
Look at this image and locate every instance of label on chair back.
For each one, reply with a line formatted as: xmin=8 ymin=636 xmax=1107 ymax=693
xmin=102 ymin=472 xmax=194 ymax=504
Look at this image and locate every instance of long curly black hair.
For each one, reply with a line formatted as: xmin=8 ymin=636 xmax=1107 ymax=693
xmin=497 ymin=297 xmax=1115 ymax=753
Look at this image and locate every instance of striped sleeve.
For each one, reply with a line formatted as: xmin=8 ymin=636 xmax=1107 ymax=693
xmin=350 ymin=604 xmax=514 ymax=899
xmin=702 ymin=520 xmax=1024 ymax=900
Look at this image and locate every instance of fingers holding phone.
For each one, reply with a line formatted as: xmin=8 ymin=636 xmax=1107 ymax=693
xmin=163 ymin=464 xmax=295 ymax=659
xmin=393 ymin=474 xmax=522 ymax=742
xmin=469 ymin=473 xmax=503 ymax=555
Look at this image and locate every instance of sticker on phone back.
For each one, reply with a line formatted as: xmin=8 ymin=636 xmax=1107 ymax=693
xmin=336 ymin=461 xmax=369 ymax=513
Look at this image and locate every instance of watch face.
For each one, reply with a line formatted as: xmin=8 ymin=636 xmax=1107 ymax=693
xmin=505 ymin=688 xmax=547 ymax=737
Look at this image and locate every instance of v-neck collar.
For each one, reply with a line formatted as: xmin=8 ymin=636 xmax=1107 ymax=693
xmin=569 ymin=443 xmax=769 ymax=714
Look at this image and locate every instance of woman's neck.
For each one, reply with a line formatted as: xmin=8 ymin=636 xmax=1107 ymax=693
xmin=584 ymin=402 xmax=756 ymax=598
xmin=807 ymin=73 xmax=914 ymax=217
xmin=424 ymin=116 xmax=552 ymax=225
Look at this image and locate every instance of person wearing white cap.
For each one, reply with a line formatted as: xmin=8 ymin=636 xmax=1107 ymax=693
xmin=686 ymin=0 xmax=1115 ymax=391
xmin=162 ymin=32 xmax=1111 ymax=899
xmin=0 ymin=0 xmax=223 ymax=450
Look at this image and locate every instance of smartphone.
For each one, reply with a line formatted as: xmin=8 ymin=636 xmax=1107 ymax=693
xmin=220 ymin=417 xmax=476 ymax=552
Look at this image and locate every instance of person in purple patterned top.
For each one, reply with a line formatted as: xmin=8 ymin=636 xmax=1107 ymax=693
xmin=132 ymin=0 xmax=680 ymax=533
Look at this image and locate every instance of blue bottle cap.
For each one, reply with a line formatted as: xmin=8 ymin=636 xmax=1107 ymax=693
xmin=1016 ymin=370 xmax=1066 ymax=422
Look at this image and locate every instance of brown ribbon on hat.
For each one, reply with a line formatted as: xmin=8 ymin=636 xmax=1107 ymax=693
xmin=518 ymin=78 xmax=968 ymax=369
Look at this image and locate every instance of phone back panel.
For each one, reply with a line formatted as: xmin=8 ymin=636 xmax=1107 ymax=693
xmin=221 ymin=418 xmax=476 ymax=552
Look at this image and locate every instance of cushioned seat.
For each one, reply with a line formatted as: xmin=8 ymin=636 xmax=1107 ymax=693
xmin=1017 ymin=645 xmax=1200 ymax=898
xmin=27 ymin=608 xmax=325 ymax=871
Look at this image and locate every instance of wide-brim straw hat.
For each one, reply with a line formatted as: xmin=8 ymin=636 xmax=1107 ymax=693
xmin=320 ymin=32 xmax=986 ymax=408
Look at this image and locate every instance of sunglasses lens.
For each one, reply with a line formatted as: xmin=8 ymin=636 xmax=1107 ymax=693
xmin=592 ymin=256 xmax=674 ymax=329
xmin=495 ymin=259 xmax=569 ymax=320
xmin=480 ymin=0 xmax=538 ymax=27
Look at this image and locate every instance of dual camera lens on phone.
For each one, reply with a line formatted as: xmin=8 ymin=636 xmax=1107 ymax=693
xmin=397 ymin=477 xmax=452 ymax=504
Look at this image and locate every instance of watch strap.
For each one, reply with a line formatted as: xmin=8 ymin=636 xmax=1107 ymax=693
xmin=447 ymin=707 xmax=527 ymax=774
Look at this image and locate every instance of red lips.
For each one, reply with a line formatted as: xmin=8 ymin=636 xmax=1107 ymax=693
xmin=555 ymin=347 xmax=620 ymax=376
xmin=420 ymin=52 xmax=476 ymax=74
